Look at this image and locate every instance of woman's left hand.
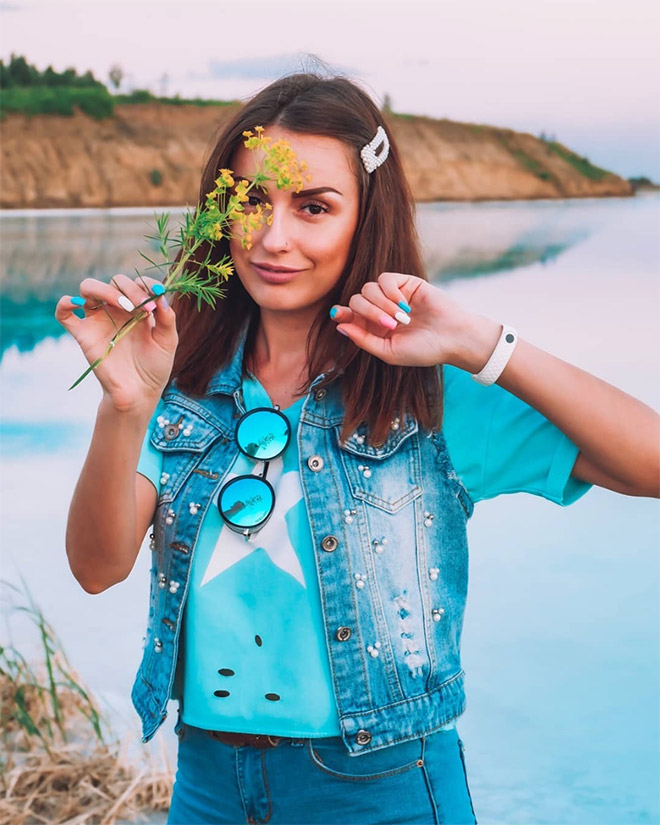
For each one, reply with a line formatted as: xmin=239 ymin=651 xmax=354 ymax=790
xmin=330 ymin=272 xmax=500 ymax=370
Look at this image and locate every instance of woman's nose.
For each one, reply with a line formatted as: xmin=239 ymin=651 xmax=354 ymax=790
xmin=259 ymin=208 xmax=293 ymax=253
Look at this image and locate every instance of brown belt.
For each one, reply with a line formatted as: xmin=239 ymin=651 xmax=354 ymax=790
xmin=207 ymin=730 xmax=306 ymax=749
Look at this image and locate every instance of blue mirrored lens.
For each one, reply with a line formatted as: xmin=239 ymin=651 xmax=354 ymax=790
xmin=236 ymin=409 xmax=290 ymax=461
xmin=219 ymin=476 xmax=274 ymax=528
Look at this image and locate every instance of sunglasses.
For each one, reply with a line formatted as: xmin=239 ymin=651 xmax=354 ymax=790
xmin=217 ymin=406 xmax=291 ymax=539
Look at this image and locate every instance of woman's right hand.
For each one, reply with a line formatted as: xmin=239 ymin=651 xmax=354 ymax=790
xmin=55 ymin=274 xmax=179 ymax=413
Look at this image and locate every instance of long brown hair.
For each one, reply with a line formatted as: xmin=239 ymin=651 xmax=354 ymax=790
xmin=169 ymin=72 xmax=443 ymax=446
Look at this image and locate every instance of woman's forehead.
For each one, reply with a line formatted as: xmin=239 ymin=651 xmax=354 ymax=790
xmin=230 ymin=128 xmax=356 ymax=184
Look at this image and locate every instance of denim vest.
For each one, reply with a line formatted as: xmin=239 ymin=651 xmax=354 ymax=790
xmin=131 ymin=322 xmax=474 ymax=755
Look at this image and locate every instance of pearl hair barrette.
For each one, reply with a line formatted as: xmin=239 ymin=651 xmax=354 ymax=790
xmin=360 ymin=125 xmax=390 ymax=174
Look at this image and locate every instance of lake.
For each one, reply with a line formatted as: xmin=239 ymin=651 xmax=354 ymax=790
xmin=1 ymin=194 xmax=658 ymax=825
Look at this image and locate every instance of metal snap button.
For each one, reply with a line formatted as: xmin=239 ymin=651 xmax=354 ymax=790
xmin=314 ymin=388 xmax=327 ymax=401
xmin=356 ymin=729 xmax=372 ymax=745
xmin=321 ymin=535 xmax=339 ymax=552
xmin=336 ymin=626 xmax=352 ymax=641
xmin=164 ymin=416 xmax=184 ymax=440
xmin=307 ymin=455 xmax=324 ymax=472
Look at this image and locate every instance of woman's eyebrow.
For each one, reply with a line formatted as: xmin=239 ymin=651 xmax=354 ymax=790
xmin=291 ymin=186 xmax=343 ymax=198
xmin=233 ymin=178 xmax=343 ymax=198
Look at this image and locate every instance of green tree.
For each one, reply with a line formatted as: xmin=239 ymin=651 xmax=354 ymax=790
xmin=7 ymin=54 xmax=37 ymax=86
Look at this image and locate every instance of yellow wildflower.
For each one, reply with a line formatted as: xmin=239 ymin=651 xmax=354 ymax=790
xmin=216 ymin=169 xmax=234 ymax=188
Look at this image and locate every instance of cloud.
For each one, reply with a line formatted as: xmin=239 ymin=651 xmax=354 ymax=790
xmin=199 ymin=52 xmax=355 ymax=82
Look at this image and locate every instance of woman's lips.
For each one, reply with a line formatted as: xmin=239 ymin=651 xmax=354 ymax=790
xmin=252 ymin=264 xmax=303 ymax=284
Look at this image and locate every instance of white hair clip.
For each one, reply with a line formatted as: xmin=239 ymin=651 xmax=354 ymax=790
xmin=360 ymin=125 xmax=390 ymax=174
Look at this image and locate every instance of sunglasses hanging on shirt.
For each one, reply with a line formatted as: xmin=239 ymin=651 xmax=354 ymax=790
xmin=217 ymin=406 xmax=291 ymax=540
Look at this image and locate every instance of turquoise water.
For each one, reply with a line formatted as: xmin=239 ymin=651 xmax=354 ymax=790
xmin=1 ymin=195 xmax=658 ymax=824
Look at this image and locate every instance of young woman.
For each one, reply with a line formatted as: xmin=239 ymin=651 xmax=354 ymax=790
xmin=56 ymin=73 xmax=660 ymax=825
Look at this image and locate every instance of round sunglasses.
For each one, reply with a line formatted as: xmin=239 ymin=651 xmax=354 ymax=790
xmin=217 ymin=406 xmax=291 ymax=539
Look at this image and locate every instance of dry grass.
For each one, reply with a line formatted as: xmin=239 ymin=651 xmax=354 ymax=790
xmin=0 ymin=578 xmax=173 ymax=825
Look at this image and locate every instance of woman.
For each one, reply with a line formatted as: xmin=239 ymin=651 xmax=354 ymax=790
xmin=56 ymin=73 xmax=659 ymax=825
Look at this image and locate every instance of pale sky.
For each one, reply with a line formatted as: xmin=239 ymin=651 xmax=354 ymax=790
xmin=2 ymin=0 xmax=659 ymax=179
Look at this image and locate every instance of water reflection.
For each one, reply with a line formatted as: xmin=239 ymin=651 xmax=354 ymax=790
xmin=0 ymin=200 xmax=596 ymax=361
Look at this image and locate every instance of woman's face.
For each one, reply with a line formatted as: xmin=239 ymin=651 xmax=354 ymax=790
xmin=228 ymin=126 xmax=360 ymax=315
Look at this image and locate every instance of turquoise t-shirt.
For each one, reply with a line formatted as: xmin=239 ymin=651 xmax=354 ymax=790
xmin=137 ymin=365 xmax=592 ymax=736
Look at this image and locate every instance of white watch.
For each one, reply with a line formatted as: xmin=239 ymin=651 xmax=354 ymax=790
xmin=471 ymin=323 xmax=518 ymax=386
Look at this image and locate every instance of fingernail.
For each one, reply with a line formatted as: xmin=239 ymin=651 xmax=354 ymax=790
xmin=337 ymin=327 xmax=349 ymax=336
xmin=329 ymin=306 xmax=339 ymax=319
xmin=118 ymin=295 xmax=136 ymax=312
xmin=398 ymin=300 xmax=411 ymax=313
xmin=378 ymin=314 xmax=398 ymax=330
xmin=71 ymin=296 xmax=86 ymax=306
xmin=394 ymin=311 xmax=411 ymax=326
xmin=160 ymin=295 xmax=169 ymax=308
xmin=151 ymin=283 xmax=166 ymax=296
xmin=144 ymin=300 xmax=157 ymax=313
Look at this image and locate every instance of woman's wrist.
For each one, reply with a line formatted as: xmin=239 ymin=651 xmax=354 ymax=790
xmin=99 ymin=391 xmax=160 ymax=421
xmin=446 ymin=313 xmax=503 ymax=374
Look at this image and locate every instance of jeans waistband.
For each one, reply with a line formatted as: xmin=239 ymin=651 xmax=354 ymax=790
xmin=206 ymin=729 xmax=309 ymax=749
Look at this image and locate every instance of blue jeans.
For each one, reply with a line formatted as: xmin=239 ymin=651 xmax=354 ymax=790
xmin=167 ymin=721 xmax=478 ymax=824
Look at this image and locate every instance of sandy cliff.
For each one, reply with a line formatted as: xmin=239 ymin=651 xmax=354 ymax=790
xmin=0 ymin=104 xmax=632 ymax=209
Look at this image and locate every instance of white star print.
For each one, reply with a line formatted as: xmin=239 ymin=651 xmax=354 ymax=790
xmin=200 ymin=455 xmax=307 ymax=588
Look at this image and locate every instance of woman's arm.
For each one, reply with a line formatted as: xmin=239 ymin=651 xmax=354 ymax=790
xmin=66 ymin=398 xmax=158 ymax=593
xmin=55 ymin=274 xmax=177 ymax=592
xmin=329 ymin=273 xmax=660 ymax=499
xmin=451 ymin=314 xmax=660 ymax=498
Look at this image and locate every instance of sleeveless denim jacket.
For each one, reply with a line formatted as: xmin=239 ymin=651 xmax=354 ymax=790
xmin=131 ymin=322 xmax=475 ymax=755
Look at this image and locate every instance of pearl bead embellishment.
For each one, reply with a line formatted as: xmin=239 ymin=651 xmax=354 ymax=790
xmin=169 ymin=580 xmax=180 ymax=594
xmin=354 ymin=573 xmax=367 ymax=589
xmin=432 ymin=608 xmax=445 ymax=622
xmin=367 ymin=641 xmax=382 ymax=658
xmin=344 ymin=508 xmax=357 ymax=524
xmin=358 ymin=464 xmax=372 ymax=478
xmin=429 ymin=567 xmax=440 ymax=581
xmin=424 ymin=511 xmax=435 ymax=527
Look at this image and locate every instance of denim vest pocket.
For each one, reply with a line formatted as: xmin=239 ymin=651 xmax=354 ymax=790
xmin=149 ymin=400 xmax=228 ymax=503
xmin=335 ymin=418 xmax=423 ymax=514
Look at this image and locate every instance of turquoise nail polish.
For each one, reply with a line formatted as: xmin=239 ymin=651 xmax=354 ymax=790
xmin=329 ymin=306 xmax=338 ymax=319
xmin=71 ymin=296 xmax=86 ymax=306
xmin=398 ymin=300 xmax=411 ymax=313
xmin=152 ymin=283 xmax=166 ymax=296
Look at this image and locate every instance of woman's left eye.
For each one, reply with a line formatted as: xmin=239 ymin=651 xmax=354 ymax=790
xmin=302 ymin=201 xmax=328 ymax=216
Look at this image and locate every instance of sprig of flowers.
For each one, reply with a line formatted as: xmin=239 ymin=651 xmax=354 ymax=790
xmin=69 ymin=128 xmax=311 ymax=390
